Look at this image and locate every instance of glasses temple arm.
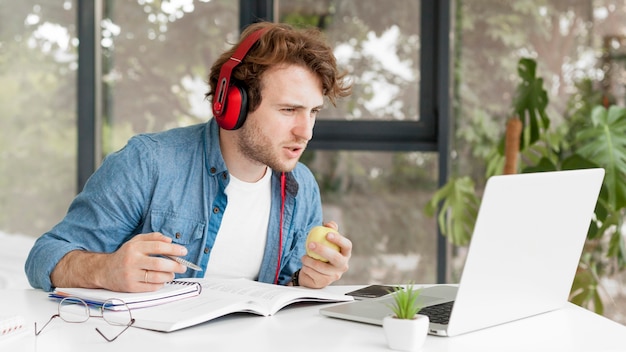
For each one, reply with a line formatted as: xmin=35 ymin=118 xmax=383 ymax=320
xmin=95 ymin=318 xmax=135 ymax=342
xmin=34 ymin=314 xmax=60 ymax=336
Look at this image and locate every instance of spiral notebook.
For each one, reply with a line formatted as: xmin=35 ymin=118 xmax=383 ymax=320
xmin=50 ymin=279 xmax=202 ymax=310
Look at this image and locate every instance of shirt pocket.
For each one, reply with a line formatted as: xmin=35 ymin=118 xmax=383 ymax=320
xmin=150 ymin=211 xmax=205 ymax=245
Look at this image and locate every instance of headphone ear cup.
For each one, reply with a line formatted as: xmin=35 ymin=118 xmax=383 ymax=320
xmin=216 ymin=83 xmax=248 ymax=130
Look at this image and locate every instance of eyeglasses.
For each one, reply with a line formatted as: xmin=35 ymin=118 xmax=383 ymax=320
xmin=35 ymin=296 xmax=135 ymax=342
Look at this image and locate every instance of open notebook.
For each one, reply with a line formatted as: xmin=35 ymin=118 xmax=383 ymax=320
xmin=320 ymin=168 xmax=605 ymax=337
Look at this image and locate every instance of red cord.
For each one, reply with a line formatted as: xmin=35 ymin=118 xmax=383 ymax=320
xmin=274 ymin=172 xmax=286 ymax=284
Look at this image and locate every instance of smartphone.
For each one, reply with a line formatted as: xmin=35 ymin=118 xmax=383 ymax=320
xmin=345 ymin=285 xmax=402 ymax=300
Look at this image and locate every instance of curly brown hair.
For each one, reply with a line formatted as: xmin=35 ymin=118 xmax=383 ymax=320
xmin=206 ymin=22 xmax=352 ymax=114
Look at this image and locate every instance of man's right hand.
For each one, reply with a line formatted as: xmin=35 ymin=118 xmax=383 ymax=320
xmin=50 ymin=232 xmax=189 ymax=292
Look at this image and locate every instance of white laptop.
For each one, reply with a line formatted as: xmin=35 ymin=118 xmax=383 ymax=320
xmin=320 ymin=168 xmax=605 ymax=337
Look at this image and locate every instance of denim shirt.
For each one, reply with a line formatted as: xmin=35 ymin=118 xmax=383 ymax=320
xmin=25 ymin=119 xmax=323 ymax=291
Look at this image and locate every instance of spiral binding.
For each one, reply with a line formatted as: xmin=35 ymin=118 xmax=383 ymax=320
xmin=167 ymin=280 xmax=203 ymax=294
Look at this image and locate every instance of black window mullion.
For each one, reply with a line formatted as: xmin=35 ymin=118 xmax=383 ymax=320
xmin=77 ymin=0 xmax=102 ymax=193
xmin=309 ymin=121 xmax=437 ymax=151
xmin=240 ymin=0 xmax=274 ymax=31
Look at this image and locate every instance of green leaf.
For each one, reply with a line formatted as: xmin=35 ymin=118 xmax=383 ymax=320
xmin=608 ymin=230 xmax=626 ymax=268
xmin=513 ymin=58 xmax=550 ymax=150
xmin=575 ymin=105 xmax=626 ymax=211
xmin=424 ymin=177 xmax=480 ymax=246
xmin=521 ymin=156 xmax=557 ymax=173
xmin=560 ymin=154 xmax=599 ymax=171
xmin=386 ymin=283 xmax=423 ymax=319
xmin=485 ymin=145 xmax=506 ymax=178
xmin=570 ymin=259 xmax=604 ymax=315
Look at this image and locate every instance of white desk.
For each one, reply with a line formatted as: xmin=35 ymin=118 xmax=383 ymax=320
xmin=1 ymin=287 xmax=625 ymax=352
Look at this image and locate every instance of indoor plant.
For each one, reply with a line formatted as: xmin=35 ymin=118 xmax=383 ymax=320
xmin=424 ymin=58 xmax=626 ymax=314
xmin=382 ymin=283 xmax=429 ymax=352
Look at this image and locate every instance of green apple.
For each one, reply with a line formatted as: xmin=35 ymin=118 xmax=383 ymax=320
xmin=306 ymin=225 xmax=340 ymax=262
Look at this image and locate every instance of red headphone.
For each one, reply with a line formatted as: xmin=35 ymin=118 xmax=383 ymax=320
xmin=212 ymin=27 xmax=270 ymax=130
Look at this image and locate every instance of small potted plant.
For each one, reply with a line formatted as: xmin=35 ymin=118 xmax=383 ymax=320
xmin=382 ymin=283 xmax=429 ymax=351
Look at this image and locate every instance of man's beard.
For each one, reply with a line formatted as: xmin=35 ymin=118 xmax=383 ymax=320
xmin=237 ymin=120 xmax=304 ymax=172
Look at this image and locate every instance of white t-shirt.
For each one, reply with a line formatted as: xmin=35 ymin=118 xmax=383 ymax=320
xmin=205 ymin=168 xmax=272 ymax=280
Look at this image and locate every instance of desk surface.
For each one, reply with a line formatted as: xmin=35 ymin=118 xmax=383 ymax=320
xmin=1 ymin=286 xmax=625 ymax=352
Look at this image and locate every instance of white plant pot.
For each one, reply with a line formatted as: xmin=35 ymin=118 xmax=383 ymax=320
xmin=382 ymin=314 xmax=429 ymax=351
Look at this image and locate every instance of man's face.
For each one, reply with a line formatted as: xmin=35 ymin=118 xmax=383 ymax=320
xmin=237 ymin=64 xmax=324 ymax=172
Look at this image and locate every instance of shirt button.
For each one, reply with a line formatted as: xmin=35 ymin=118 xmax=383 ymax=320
xmin=213 ymin=207 xmax=219 ymax=214
xmin=210 ymin=167 xmax=216 ymax=174
xmin=222 ymin=172 xmax=228 ymax=180
xmin=175 ymin=232 xmax=181 ymax=239
xmin=204 ymin=247 xmax=209 ymax=254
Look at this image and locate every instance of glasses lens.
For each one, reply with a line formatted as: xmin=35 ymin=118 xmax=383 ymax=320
xmin=102 ymin=299 xmax=132 ymax=326
xmin=59 ymin=297 xmax=90 ymax=323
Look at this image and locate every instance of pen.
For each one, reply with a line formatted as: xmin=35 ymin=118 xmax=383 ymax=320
xmin=165 ymin=255 xmax=203 ymax=271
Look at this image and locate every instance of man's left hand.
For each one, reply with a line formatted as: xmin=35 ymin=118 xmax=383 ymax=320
xmin=298 ymin=221 xmax=352 ymax=288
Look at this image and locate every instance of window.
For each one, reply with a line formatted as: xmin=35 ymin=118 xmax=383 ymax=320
xmin=0 ymin=1 xmax=77 ymax=237
xmin=101 ymin=0 xmax=239 ymax=154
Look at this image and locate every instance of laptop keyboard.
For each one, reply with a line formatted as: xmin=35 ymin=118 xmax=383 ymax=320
xmin=418 ymin=301 xmax=455 ymax=324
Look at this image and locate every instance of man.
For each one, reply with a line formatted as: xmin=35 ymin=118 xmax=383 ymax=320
xmin=25 ymin=21 xmax=353 ymax=292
